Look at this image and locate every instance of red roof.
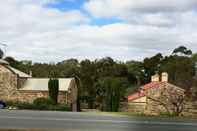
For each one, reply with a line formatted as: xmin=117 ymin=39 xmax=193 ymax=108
xmin=128 ymin=82 xmax=164 ymax=101
xmin=128 ymin=90 xmax=145 ymax=101
xmin=142 ymin=81 xmax=163 ymax=90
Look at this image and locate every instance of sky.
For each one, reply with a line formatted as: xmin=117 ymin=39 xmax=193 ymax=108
xmin=0 ymin=0 xmax=197 ymax=62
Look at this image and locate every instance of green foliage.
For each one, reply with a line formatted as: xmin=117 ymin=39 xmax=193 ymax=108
xmin=160 ymin=55 xmax=195 ymax=95
xmin=126 ymin=61 xmax=145 ymax=85
xmin=6 ymin=100 xmax=70 ymax=111
xmin=173 ymin=46 xmax=192 ymax=56
xmin=143 ymin=53 xmax=163 ymax=82
xmin=33 ymin=97 xmax=54 ymax=108
xmin=159 ymin=112 xmax=180 ymax=117
xmin=95 ymin=77 xmax=129 ymax=112
xmin=4 ymin=46 xmax=197 ymax=109
xmin=48 ymin=79 xmax=59 ymax=104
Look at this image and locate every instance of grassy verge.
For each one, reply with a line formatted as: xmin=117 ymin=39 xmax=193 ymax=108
xmin=91 ymin=112 xmax=197 ymax=120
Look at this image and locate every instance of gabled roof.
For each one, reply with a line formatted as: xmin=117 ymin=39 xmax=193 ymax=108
xmin=7 ymin=66 xmax=32 ymax=78
xmin=142 ymin=81 xmax=164 ymax=90
xmin=0 ymin=59 xmax=31 ymax=78
xmin=128 ymin=82 xmax=165 ymax=101
xmin=128 ymin=81 xmax=185 ymax=101
xmin=128 ymin=90 xmax=145 ymax=101
xmin=20 ymin=78 xmax=74 ymax=91
xmin=0 ymin=59 xmax=9 ymax=65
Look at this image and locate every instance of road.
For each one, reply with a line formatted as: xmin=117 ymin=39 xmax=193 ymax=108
xmin=0 ymin=110 xmax=197 ymax=131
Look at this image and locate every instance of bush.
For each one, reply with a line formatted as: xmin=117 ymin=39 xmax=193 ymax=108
xmin=33 ymin=97 xmax=54 ymax=105
xmin=159 ymin=112 xmax=179 ymax=117
xmin=48 ymin=104 xmax=71 ymax=111
xmin=6 ymin=99 xmax=70 ymax=111
xmin=6 ymin=101 xmax=35 ymax=109
xmin=17 ymin=102 xmax=35 ymax=109
xmin=33 ymin=97 xmax=54 ymax=110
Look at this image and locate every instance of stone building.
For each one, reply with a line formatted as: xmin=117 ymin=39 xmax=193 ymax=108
xmin=128 ymin=72 xmax=186 ymax=115
xmin=0 ymin=59 xmax=77 ymax=111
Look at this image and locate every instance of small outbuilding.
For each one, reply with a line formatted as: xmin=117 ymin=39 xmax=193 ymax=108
xmin=0 ymin=59 xmax=77 ymax=111
xmin=128 ymin=73 xmax=186 ymax=115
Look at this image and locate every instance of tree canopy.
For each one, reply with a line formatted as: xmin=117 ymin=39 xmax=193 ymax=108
xmin=3 ymin=46 xmax=197 ymax=110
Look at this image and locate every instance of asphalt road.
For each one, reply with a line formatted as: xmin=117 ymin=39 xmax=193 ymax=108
xmin=0 ymin=110 xmax=197 ymax=131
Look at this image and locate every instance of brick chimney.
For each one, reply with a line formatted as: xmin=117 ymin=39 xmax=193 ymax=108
xmin=161 ymin=72 xmax=168 ymax=82
xmin=151 ymin=74 xmax=160 ymax=82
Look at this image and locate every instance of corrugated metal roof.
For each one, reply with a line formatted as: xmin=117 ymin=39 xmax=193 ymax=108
xmin=8 ymin=66 xmax=32 ymax=78
xmin=0 ymin=59 xmax=9 ymax=65
xmin=20 ymin=78 xmax=74 ymax=91
xmin=0 ymin=59 xmax=31 ymax=78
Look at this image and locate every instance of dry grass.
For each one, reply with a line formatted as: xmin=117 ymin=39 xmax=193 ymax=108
xmin=0 ymin=129 xmax=46 ymax=131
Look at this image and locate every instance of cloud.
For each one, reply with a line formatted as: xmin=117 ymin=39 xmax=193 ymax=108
xmin=0 ymin=0 xmax=197 ymax=62
xmin=84 ymin=0 xmax=197 ymax=27
xmin=84 ymin=0 xmax=197 ymax=17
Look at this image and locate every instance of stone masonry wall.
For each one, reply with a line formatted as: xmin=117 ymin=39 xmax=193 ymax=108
xmin=18 ymin=90 xmax=67 ymax=104
xmin=67 ymin=79 xmax=77 ymax=111
xmin=0 ymin=65 xmax=19 ymax=101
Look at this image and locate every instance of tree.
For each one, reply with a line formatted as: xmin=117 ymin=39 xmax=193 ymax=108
xmin=172 ymin=46 xmax=192 ymax=56
xmin=95 ymin=77 xmax=129 ymax=112
xmin=79 ymin=59 xmax=97 ymax=109
xmin=0 ymin=48 xmax=3 ymax=59
xmin=160 ymin=55 xmax=195 ymax=96
xmin=48 ymin=79 xmax=59 ymax=104
xmin=143 ymin=53 xmax=163 ymax=82
xmin=126 ymin=61 xmax=146 ymax=85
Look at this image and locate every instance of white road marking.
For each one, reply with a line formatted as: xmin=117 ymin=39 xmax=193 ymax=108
xmin=0 ymin=116 xmax=197 ymax=127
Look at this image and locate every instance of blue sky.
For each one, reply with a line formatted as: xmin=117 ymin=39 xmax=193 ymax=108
xmin=0 ymin=0 xmax=197 ymax=62
xmin=46 ymin=0 xmax=125 ymax=26
xmin=46 ymin=0 xmax=85 ymax=11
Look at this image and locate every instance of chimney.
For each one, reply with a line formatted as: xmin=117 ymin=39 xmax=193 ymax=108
xmin=161 ymin=72 xmax=168 ymax=82
xmin=151 ymin=74 xmax=159 ymax=82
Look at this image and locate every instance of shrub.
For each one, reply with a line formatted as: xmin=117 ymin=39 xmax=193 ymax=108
xmin=159 ymin=112 xmax=178 ymax=117
xmin=17 ymin=102 xmax=35 ymax=109
xmin=6 ymin=101 xmax=35 ymax=109
xmin=48 ymin=79 xmax=59 ymax=104
xmin=6 ymin=99 xmax=70 ymax=111
xmin=48 ymin=104 xmax=71 ymax=111
xmin=33 ymin=97 xmax=54 ymax=110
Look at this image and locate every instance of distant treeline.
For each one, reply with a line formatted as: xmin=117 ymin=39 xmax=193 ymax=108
xmin=3 ymin=46 xmax=197 ymax=111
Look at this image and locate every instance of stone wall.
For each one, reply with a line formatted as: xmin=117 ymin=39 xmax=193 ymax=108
xmin=0 ymin=65 xmax=19 ymax=101
xmin=0 ymin=64 xmax=77 ymax=111
xmin=67 ymin=79 xmax=78 ymax=111
xmin=18 ymin=90 xmax=67 ymax=104
xmin=128 ymin=83 xmax=187 ymax=115
xmin=17 ymin=77 xmax=28 ymax=89
xmin=128 ymin=102 xmax=146 ymax=113
xmin=128 ymin=96 xmax=147 ymax=113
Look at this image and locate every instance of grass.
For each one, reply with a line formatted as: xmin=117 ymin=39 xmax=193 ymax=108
xmin=0 ymin=129 xmax=44 ymax=131
xmin=90 ymin=112 xmax=197 ymax=120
